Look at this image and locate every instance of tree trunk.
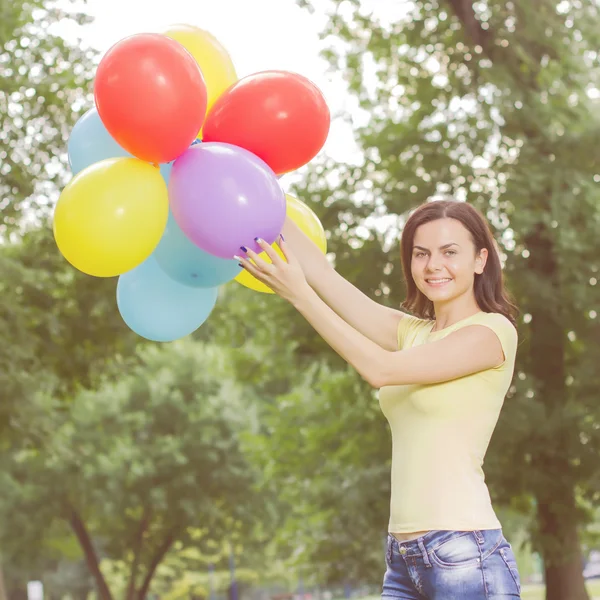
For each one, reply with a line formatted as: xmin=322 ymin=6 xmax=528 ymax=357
xmin=526 ymin=223 xmax=589 ymax=600
xmin=135 ymin=530 xmax=178 ymax=600
xmin=6 ymin=586 xmax=27 ymax=600
xmin=0 ymin=562 xmax=7 ymax=600
xmin=537 ymin=491 xmax=589 ymax=600
xmin=66 ymin=505 xmax=114 ymax=600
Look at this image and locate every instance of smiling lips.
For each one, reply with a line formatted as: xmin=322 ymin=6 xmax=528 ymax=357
xmin=425 ymin=277 xmax=452 ymax=286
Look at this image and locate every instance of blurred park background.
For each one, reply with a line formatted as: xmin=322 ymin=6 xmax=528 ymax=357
xmin=1 ymin=0 xmax=599 ymax=599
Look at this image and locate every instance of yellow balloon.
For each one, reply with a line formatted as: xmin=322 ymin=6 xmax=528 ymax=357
xmin=162 ymin=24 xmax=237 ymax=115
xmin=53 ymin=158 xmax=168 ymax=277
xmin=235 ymin=194 xmax=327 ymax=294
xmin=286 ymin=194 xmax=327 ymax=255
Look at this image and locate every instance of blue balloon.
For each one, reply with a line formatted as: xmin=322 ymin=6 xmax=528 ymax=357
xmin=160 ymin=161 xmax=173 ymax=183
xmin=117 ymin=256 xmax=218 ymax=342
xmin=153 ymin=212 xmax=242 ymax=288
xmin=68 ymin=115 xmax=200 ymax=176
xmin=68 ymin=108 xmax=131 ymax=174
xmin=159 ymin=138 xmax=201 ymax=185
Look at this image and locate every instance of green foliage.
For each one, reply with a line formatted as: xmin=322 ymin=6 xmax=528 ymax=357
xmin=0 ymin=0 xmax=95 ymax=228
xmin=0 ymin=341 xmax=264 ymax=598
xmin=145 ymin=545 xmax=260 ymax=600
xmin=7 ymin=227 xmax=139 ymax=389
xmin=0 ymin=0 xmax=136 ymax=439
xmin=252 ymin=363 xmax=390 ymax=584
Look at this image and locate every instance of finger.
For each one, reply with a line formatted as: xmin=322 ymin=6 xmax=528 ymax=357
xmin=234 ymin=254 xmax=265 ymax=278
xmin=276 ymin=234 xmax=295 ymax=264
xmin=239 ymin=244 xmax=272 ymax=272
xmin=254 ymin=237 xmax=286 ymax=267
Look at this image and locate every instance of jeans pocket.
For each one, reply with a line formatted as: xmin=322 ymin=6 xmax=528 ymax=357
xmin=499 ymin=546 xmax=521 ymax=594
xmin=430 ymin=532 xmax=481 ymax=569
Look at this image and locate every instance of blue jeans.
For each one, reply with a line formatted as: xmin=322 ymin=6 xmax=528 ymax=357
xmin=382 ymin=530 xmax=521 ymax=599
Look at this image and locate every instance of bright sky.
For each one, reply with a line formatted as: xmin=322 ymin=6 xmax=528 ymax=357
xmin=54 ymin=0 xmax=366 ymax=166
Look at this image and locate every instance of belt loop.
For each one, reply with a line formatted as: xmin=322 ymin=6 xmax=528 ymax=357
xmin=474 ymin=530 xmax=484 ymax=545
xmin=387 ymin=535 xmax=393 ymax=563
xmin=417 ymin=537 xmax=432 ymax=568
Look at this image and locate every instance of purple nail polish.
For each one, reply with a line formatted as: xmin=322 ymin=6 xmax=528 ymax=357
xmin=240 ymin=246 xmax=248 ymax=252
xmin=238 ymin=263 xmax=243 ymax=268
xmin=280 ymin=233 xmax=285 ymax=241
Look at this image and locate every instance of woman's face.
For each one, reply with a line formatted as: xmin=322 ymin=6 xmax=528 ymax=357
xmin=410 ymin=218 xmax=488 ymax=306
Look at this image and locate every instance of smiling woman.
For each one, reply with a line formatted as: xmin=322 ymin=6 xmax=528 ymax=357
xmin=400 ymin=201 xmax=517 ymax=325
xmin=236 ymin=198 xmax=521 ymax=599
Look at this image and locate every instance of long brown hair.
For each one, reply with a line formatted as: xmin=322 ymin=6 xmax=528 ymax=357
xmin=400 ymin=200 xmax=518 ymax=325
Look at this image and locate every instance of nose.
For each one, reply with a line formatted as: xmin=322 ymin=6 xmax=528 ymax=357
xmin=426 ymin=254 xmax=442 ymax=272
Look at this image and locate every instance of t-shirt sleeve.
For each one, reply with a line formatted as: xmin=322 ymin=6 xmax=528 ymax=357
xmin=396 ymin=314 xmax=430 ymax=350
xmin=474 ymin=313 xmax=519 ymax=367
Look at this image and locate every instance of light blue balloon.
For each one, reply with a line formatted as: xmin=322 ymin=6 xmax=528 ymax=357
xmin=153 ymin=212 xmax=242 ymax=288
xmin=159 ymin=138 xmax=201 ymax=185
xmin=68 ymin=108 xmax=132 ymax=174
xmin=160 ymin=161 xmax=173 ymax=183
xmin=117 ymin=256 xmax=218 ymax=342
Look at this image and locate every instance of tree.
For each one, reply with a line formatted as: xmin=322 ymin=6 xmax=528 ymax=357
xmin=0 ymin=0 xmax=139 ymax=433
xmin=0 ymin=0 xmax=95 ymax=228
xmin=291 ymin=1 xmax=600 ymax=598
xmin=0 ymin=1 xmax=136 ymax=591
xmin=4 ymin=227 xmax=141 ymax=397
xmin=0 ymin=341 xmax=264 ymax=600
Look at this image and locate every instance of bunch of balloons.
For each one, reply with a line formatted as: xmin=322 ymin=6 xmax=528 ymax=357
xmin=53 ymin=24 xmax=330 ymax=342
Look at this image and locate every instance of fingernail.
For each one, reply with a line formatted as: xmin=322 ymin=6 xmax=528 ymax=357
xmin=238 ymin=263 xmax=243 ymax=268
xmin=233 ymin=255 xmax=243 ymax=261
xmin=280 ymin=234 xmax=285 ymax=241
xmin=254 ymin=237 xmax=263 ymax=243
xmin=240 ymin=246 xmax=248 ymax=252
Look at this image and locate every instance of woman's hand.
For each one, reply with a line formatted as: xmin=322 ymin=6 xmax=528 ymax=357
xmin=235 ymin=235 xmax=311 ymax=304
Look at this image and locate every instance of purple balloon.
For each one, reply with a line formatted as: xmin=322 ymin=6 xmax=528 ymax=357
xmin=169 ymin=142 xmax=286 ymax=258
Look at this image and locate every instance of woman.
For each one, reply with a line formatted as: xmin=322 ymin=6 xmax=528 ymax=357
xmin=235 ymin=199 xmax=521 ymax=599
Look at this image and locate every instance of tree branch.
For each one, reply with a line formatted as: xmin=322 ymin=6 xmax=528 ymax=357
xmin=443 ymin=0 xmax=544 ymax=138
xmin=65 ymin=503 xmax=113 ymax=600
xmin=444 ymin=0 xmax=492 ymax=50
xmin=136 ymin=528 xmax=179 ymax=600
xmin=125 ymin=506 xmax=152 ymax=600
xmin=443 ymin=0 xmax=547 ymax=93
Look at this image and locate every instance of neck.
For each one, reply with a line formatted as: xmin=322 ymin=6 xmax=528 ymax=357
xmin=432 ymin=292 xmax=481 ymax=330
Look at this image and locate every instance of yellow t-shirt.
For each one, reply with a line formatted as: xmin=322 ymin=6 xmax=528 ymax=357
xmin=378 ymin=311 xmax=518 ymax=533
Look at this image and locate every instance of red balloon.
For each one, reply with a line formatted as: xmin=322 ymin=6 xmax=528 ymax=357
xmin=94 ymin=33 xmax=207 ymax=164
xmin=203 ymin=70 xmax=330 ymax=175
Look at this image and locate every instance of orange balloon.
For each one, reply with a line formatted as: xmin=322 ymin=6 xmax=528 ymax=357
xmin=203 ymin=71 xmax=330 ymax=175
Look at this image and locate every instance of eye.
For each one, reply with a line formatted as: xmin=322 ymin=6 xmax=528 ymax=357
xmin=445 ymin=250 xmax=457 ymax=256
xmin=414 ymin=252 xmax=426 ymax=258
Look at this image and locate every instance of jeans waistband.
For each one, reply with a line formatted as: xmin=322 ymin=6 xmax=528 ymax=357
xmin=387 ymin=530 xmax=491 ymax=561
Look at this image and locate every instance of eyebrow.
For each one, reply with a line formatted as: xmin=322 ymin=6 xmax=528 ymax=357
xmin=413 ymin=243 xmax=460 ymax=252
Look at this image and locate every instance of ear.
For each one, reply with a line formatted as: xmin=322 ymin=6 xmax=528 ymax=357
xmin=475 ymin=248 xmax=488 ymax=275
